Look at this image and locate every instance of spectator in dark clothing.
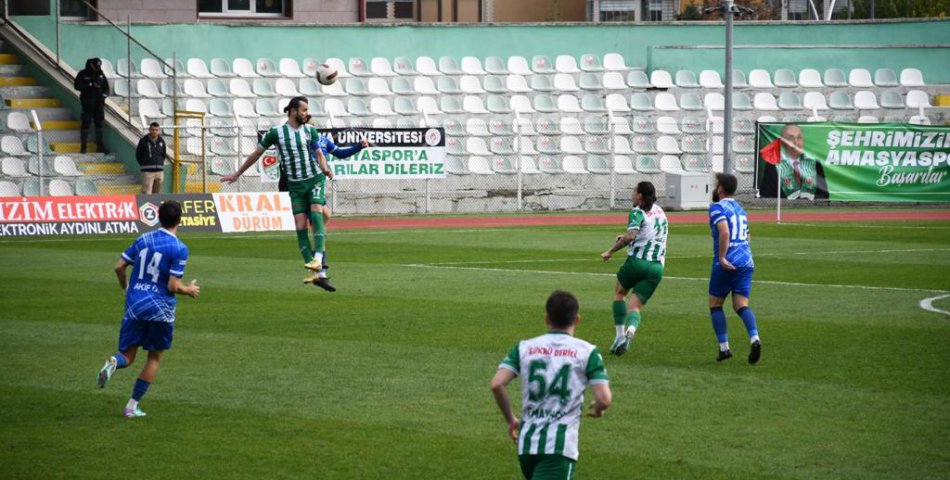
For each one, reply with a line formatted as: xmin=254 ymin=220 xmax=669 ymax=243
xmin=74 ymin=58 xmax=110 ymax=154
xmin=136 ymin=122 xmax=166 ymax=194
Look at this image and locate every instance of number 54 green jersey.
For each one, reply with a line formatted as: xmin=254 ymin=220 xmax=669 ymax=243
xmin=499 ymin=332 xmax=609 ymax=461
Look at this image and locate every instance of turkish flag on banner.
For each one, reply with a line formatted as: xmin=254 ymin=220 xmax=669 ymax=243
xmin=759 ymin=138 xmax=781 ymax=165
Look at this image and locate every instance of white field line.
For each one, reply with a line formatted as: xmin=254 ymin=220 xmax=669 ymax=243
xmin=401 ymin=263 xmax=949 ymax=294
xmin=421 ymin=248 xmax=950 ymax=265
xmin=789 ymin=223 xmax=950 ymax=230
xmin=919 ymin=294 xmax=950 ymax=316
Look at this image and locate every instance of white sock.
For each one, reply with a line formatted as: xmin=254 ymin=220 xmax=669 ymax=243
xmin=750 ymin=335 xmax=760 ymax=344
xmin=126 ymin=398 xmax=138 ymax=410
xmin=626 ymin=326 xmax=636 ymax=338
xmin=615 ymin=325 xmax=625 ymax=337
xmin=313 ymin=252 xmax=324 ymax=264
xmin=318 ymin=271 xmax=328 ymax=278
xmin=719 ymin=341 xmax=730 ymax=352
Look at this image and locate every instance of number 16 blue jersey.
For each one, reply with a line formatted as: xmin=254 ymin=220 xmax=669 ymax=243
xmin=709 ymin=198 xmax=754 ymax=269
xmin=120 ymin=229 xmax=189 ymax=323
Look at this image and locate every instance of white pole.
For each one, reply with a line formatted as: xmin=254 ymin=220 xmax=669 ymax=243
xmin=31 ymin=110 xmax=44 ymax=195
xmin=776 ymin=165 xmax=782 ymax=224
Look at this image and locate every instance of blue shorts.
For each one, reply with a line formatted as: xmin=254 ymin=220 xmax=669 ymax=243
xmin=118 ymin=299 xmax=175 ymax=351
xmin=709 ymin=265 xmax=754 ymax=299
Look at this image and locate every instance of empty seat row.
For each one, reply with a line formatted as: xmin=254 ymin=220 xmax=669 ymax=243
xmin=0 ymin=178 xmax=97 ymax=197
xmin=443 ymin=154 xmax=753 ymax=176
xmin=1 ymin=156 xmax=82 ymax=177
xmin=650 ymin=67 xmax=926 ymax=89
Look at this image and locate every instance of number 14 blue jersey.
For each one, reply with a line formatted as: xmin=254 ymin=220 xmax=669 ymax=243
xmin=709 ymin=198 xmax=754 ymax=268
xmin=120 ymin=229 xmax=189 ymax=321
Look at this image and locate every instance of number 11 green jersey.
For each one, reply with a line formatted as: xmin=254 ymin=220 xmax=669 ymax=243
xmin=499 ymin=332 xmax=609 ymax=461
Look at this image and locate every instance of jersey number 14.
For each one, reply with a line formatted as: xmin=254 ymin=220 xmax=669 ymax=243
xmin=137 ymin=248 xmax=163 ymax=284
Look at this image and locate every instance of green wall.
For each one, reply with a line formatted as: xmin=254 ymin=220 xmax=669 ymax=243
xmin=11 ymin=7 xmax=950 ymax=82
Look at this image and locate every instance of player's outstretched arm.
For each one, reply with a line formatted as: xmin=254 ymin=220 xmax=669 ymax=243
xmin=601 ymin=229 xmax=638 ymax=261
xmin=114 ymin=258 xmax=130 ymax=290
xmin=587 ymin=383 xmax=612 ymax=418
xmin=490 ymin=368 xmax=520 ymax=441
xmin=221 ymin=147 xmax=265 ymax=184
xmin=168 ymin=276 xmax=200 ymax=299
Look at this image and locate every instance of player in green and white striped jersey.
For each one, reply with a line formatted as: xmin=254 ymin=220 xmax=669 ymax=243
xmin=601 ymin=181 xmax=668 ymax=356
xmin=222 ymin=97 xmax=334 ymax=278
xmin=491 ymin=290 xmax=612 ymax=479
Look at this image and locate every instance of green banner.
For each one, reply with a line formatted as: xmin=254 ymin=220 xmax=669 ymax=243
xmin=756 ymin=122 xmax=950 ymax=202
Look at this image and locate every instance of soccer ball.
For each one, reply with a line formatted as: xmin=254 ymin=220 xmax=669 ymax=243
xmin=315 ymin=64 xmax=338 ymax=86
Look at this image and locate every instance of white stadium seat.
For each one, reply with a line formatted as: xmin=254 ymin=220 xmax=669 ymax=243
xmin=278 ymin=58 xmax=305 ymax=78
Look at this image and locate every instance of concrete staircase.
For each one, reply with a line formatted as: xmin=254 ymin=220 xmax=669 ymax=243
xmin=0 ymin=47 xmax=140 ymax=195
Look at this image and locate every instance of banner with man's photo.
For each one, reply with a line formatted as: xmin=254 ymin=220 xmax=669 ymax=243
xmin=756 ymin=122 xmax=950 ymax=202
xmin=321 ymin=127 xmax=447 ymax=179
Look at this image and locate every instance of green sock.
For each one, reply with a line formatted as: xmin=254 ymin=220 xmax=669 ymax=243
xmin=625 ymin=311 xmax=642 ymax=330
xmin=612 ymin=301 xmax=626 ymax=326
xmin=296 ymin=229 xmax=313 ymax=262
xmin=310 ymin=211 xmax=326 ymax=253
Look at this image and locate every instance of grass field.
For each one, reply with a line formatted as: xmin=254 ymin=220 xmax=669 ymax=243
xmin=1 ymin=214 xmax=949 ymax=479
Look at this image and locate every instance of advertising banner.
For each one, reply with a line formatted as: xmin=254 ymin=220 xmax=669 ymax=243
xmin=756 ymin=122 xmax=950 ymax=202
xmin=213 ymin=192 xmax=295 ymax=233
xmin=323 ymin=127 xmax=446 ymax=179
xmin=136 ymin=194 xmax=220 ymax=233
xmin=0 ymin=194 xmax=139 ymax=237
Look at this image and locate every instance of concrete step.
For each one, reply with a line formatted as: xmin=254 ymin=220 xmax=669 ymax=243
xmin=33 ymin=120 xmax=80 ymax=130
xmin=8 ymin=98 xmax=60 ymax=108
xmin=76 ymin=161 xmax=125 ymax=174
xmin=19 ymin=107 xmax=74 ymax=122
xmin=0 ymin=86 xmax=52 ymax=98
xmin=185 ymin=180 xmax=221 ymax=193
xmin=97 ymin=183 xmax=141 ymax=195
xmin=0 ymin=77 xmax=37 ymax=86
xmin=51 ymin=142 xmax=108 ymax=154
xmin=0 ymin=53 xmax=19 ymax=65
xmin=0 ymin=65 xmax=25 ymax=76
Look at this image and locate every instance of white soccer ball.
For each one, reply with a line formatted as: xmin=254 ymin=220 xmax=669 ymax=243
xmin=315 ymin=64 xmax=338 ymax=86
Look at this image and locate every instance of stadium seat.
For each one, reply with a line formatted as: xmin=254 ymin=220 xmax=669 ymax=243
xmin=136 ymin=79 xmax=162 ymax=98
xmin=347 ymin=57 xmax=371 ymax=77
xmin=824 ymin=68 xmax=847 ymax=87
xmin=585 ymin=136 xmax=610 ymax=155
xmin=465 ymin=137 xmax=491 ymax=156
xmin=489 ymin=119 xmax=515 ymax=136
xmin=557 ymin=95 xmax=582 ymax=113
xmin=324 ymin=58 xmax=350 ymax=78
xmin=603 ymin=72 xmax=626 ymax=90
xmin=681 ymin=116 xmax=705 ymax=134
xmin=555 ymin=55 xmax=580 ymax=74
xmin=584 ymin=156 xmax=609 ymax=174
xmin=857 ymin=115 xmax=879 ymax=124
xmin=516 ymin=136 xmax=539 ymax=155
xmin=656 ymin=116 xmax=680 ymax=134
xmin=704 ymin=92 xmax=724 ymax=111
xmin=654 ymin=93 xmax=679 ymax=111
xmin=48 ymin=179 xmax=73 ymax=196
xmin=675 ymin=70 xmax=699 ymax=88
xmin=848 ymin=68 xmax=873 ymax=88
xmin=632 ymin=136 xmax=657 ymax=154
xmin=417 ymin=96 xmax=442 ymax=115
xmin=535 ymin=116 xmax=558 ymax=136
xmin=908 ymin=115 xmax=931 ymax=125
xmin=368 ymin=78 xmax=393 ymax=96
xmin=460 ymin=75 xmax=485 ymax=94
xmin=581 ymin=94 xmax=606 ymax=112
xmin=630 ymin=93 xmax=653 ymax=112
xmin=657 ymin=136 xmax=681 ymax=155
xmin=602 ymin=53 xmax=628 ymax=72
xmin=577 ymin=54 xmax=601 ymax=72
xmin=140 ymin=58 xmax=167 ymax=79
xmin=554 ymin=73 xmax=580 ymax=92
xmin=516 ymin=156 xmax=540 ymax=174
xmin=798 ymin=68 xmax=823 ymax=88
xmin=347 ymin=98 xmax=371 ymax=116
xmin=613 ymin=136 xmax=635 ymax=155
xmin=139 ymin=99 xmax=165 ymax=119
xmin=559 ymin=136 xmax=584 ymax=155
xmin=443 ymin=118 xmax=463 ymax=135
xmin=650 ymin=70 xmax=674 ymax=89
xmin=73 ymin=178 xmax=97 ymax=196
xmin=483 ymin=76 xmax=505 ymax=94
xmin=879 ymin=91 xmax=904 ymax=109
xmin=393 ymin=56 xmax=415 ymax=76
xmin=605 ymin=93 xmax=630 ymax=112
xmin=531 ymin=55 xmax=555 ymax=74
xmin=530 ymin=74 xmax=554 ymax=92
xmin=735 ymin=156 xmax=755 ymax=173
xmin=489 ymin=136 xmax=515 ymax=154
xmin=490 ymin=157 xmax=516 ymax=174
xmin=635 ymin=155 xmax=661 ymax=173
xmin=396 ymin=118 xmax=418 ymax=129
xmin=249 ymin=78 xmax=275 ymax=97
xmin=370 ymin=57 xmax=396 ymax=77
xmin=679 ymin=93 xmax=703 ymax=111
xmin=233 ymin=99 xmax=258 ymax=118
xmin=659 ymin=155 xmax=684 ymax=173
xmin=632 ymin=116 xmax=654 ymax=134
xmin=748 ymin=69 xmax=773 ymax=88
xmin=611 ymin=155 xmax=636 ymax=174
xmin=732 ymin=117 xmax=754 ymax=134
xmin=753 ymin=92 xmax=779 ymax=110
xmin=579 ymin=73 xmax=602 ymax=90
xmin=873 ymin=68 xmax=898 ymax=87
xmin=854 ymin=91 xmax=880 ymax=110
xmin=256 ymin=58 xmax=280 ymax=77
xmin=561 ymin=156 xmax=587 ymax=174
xmin=344 ymin=78 xmax=368 ymax=96
xmin=440 ymin=96 xmax=464 ymax=114
xmin=277 ymin=58 xmax=304 ymax=78
xmin=301 ymin=58 xmax=321 ymax=77
xmin=535 ymin=137 xmax=558 ymax=155
xmin=507 ymin=56 xmax=532 ymax=76
xmin=680 ymin=136 xmax=706 ymax=154
xmin=99 ymin=58 xmax=118 ymax=79
xmin=899 ymin=68 xmax=925 ymax=87
xmin=391 ymin=77 xmax=412 ymax=95
xmin=779 ymin=92 xmax=803 ymax=110
xmin=803 ymin=91 xmax=829 ymax=111
xmin=829 ymin=91 xmax=854 ymax=110
xmin=731 ymin=69 xmax=748 ymax=88
xmin=5 ymin=112 xmax=31 ymax=132
xmin=484 ymin=56 xmax=507 ymax=75
xmin=1 ymin=156 xmax=27 ymax=176
xmin=324 ymin=98 xmax=349 ymax=118
xmin=372 ymin=118 xmax=394 ymax=129
xmin=505 ymin=75 xmax=531 ymax=93
xmin=510 ymin=94 xmax=535 ymax=114
xmin=437 ymin=76 xmax=461 ymax=94
xmin=439 ymin=56 xmax=462 ymax=75
xmin=533 ymin=94 xmax=557 ymax=113
xmin=275 ymin=78 xmax=300 ymax=96
xmin=773 ymin=68 xmax=797 ymax=87
xmin=182 ymin=78 xmax=209 ymax=98
xmin=733 ymin=136 xmax=754 ymax=153
xmin=116 ymin=58 xmax=140 ymax=78
xmin=209 ymin=98 xmax=232 ymax=117
xmin=370 ymin=98 xmax=396 ymax=116
xmin=186 ymin=58 xmax=213 ymax=78
xmin=392 ymin=97 xmax=416 ymax=115
xmin=906 ymin=90 xmax=931 ymax=108
xmin=681 ymin=155 xmax=709 ymax=172
xmin=699 ymin=70 xmax=723 ymax=88
xmin=458 ymin=56 xmax=485 ymax=76
xmin=487 ymin=95 xmax=512 ymax=114
xmin=413 ymin=77 xmax=438 ymax=95
xmin=626 ymin=71 xmax=651 ymax=88
xmin=535 ymin=156 xmax=560 ymax=174
xmin=463 ymin=95 xmax=489 ymax=114
xmin=232 ymin=58 xmax=259 ymax=78
xmin=26 ymin=157 xmax=51 ymax=175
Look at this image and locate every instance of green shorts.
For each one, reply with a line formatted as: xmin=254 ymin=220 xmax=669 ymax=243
xmin=288 ymin=175 xmax=326 ymax=215
xmin=616 ymin=256 xmax=664 ymax=305
xmin=518 ymin=454 xmax=576 ymax=480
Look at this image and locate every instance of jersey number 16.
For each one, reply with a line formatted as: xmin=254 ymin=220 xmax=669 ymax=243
xmin=729 ymin=214 xmax=749 ymax=241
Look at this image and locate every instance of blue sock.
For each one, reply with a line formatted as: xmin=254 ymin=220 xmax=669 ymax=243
xmin=132 ymin=378 xmax=151 ymax=402
xmin=113 ymin=353 xmax=128 ymax=369
xmin=710 ymin=307 xmax=728 ymax=343
xmin=737 ymin=306 xmax=759 ymax=338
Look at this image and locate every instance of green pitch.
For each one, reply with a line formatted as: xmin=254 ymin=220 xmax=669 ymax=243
xmin=1 ymin=217 xmax=949 ymax=479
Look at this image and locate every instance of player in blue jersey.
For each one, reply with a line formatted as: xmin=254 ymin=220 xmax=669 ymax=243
xmin=708 ymin=173 xmax=761 ymax=364
xmin=96 ymin=201 xmax=200 ymax=417
xmin=300 ymin=128 xmax=368 ymax=291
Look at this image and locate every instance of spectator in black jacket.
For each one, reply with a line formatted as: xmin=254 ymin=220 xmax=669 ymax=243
xmin=73 ymin=58 xmax=110 ymax=154
xmin=136 ymin=122 xmax=166 ymax=194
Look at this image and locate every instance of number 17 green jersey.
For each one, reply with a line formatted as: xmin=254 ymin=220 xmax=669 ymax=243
xmin=499 ymin=332 xmax=609 ymax=461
